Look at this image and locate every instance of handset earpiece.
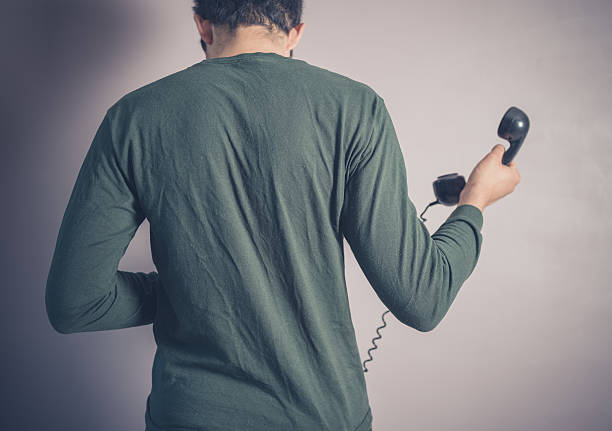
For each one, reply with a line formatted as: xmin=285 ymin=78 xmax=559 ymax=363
xmin=497 ymin=106 xmax=530 ymax=166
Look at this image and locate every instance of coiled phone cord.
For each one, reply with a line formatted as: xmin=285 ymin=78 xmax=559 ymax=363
xmin=361 ymin=200 xmax=438 ymax=373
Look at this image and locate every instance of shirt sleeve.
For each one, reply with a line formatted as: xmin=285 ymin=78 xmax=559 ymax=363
xmin=340 ymin=95 xmax=484 ymax=332
xmin=45 ymin=108 xmax=158 ymax=334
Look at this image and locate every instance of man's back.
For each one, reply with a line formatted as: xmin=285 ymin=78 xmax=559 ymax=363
xmin=46 ymin=51 xmax=483 ymax=430
xmin=137 ymin=51 xmax=376 ymax=430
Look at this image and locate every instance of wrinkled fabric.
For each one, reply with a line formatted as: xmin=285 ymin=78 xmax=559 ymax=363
xmin=45 ymin=51 xmax=483 ymax=431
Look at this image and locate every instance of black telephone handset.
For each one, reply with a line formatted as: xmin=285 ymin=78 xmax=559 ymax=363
xmin=418 ymin=106 xmax=530 ymax=220
xmin=362 ymin=106 xmax=530 ymax=373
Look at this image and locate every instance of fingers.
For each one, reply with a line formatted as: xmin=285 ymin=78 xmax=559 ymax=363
xmin=508 ymin=161 xmax=520 ymax=182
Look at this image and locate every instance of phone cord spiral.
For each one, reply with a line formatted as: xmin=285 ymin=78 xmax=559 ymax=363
xmin=362 ymin=310 xmax=392 ymax=373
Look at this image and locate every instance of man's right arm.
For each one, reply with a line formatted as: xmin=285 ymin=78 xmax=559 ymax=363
xmin=340 ymin=95 xmax=483 ymax=332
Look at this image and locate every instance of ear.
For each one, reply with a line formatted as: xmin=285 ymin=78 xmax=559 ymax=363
xmin=193 ymin=14 xmax=214 ymax=45
xmin=287 ymin=22 xmax=306 ymax=51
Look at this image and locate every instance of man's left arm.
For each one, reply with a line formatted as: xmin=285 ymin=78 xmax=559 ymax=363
xmin=45 ymin=108 xmax=158 ymax=334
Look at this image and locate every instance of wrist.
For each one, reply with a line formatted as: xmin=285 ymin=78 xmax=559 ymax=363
xmin=457 ymin=185 xmax=487 ymax=213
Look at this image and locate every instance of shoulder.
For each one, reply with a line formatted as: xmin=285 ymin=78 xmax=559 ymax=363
xmin=290 ymin=58 xmax=383 ymax=104
xmin=105 ymin=64 xmax=199 ymax=120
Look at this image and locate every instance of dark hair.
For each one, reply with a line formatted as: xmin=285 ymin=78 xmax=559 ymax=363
xmin=192 ymin=0 xmax=303 ymax=56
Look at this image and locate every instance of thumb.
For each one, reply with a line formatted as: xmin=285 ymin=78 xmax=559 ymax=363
xmin=490 ymin=143 xmax=505 ymax=159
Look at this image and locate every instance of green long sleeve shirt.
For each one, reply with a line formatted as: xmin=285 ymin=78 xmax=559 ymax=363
xmin=45 ymin=51 xmax=483 ymax=431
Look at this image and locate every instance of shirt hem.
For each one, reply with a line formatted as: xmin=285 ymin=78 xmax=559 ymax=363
xmin=145 ymin=396 xmax=373 ymax=431
xmin=353 ymin=406 xmax=373 ymax=431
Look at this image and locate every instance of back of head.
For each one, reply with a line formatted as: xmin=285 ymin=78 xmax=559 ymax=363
xmin=192 ymin=0 xmax=304 ymax=54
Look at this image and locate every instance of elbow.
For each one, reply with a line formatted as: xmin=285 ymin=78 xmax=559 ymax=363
xmin=412 ymin=316 xmax=442 ymax=333
xmin=46 ymin=307 xmax=76 ymax=334
xmin=45 ymin=287 xmax=76 ymax=334
xmin=414 ymin=306 xmax=446 ymax=332
xmin=49 ymin=321 xmax=73 ymax=335
xmin=47 ymin=315 xmax=74 ymax=334
xmin=398 ymin=250 xmax=455 ymax=333
xmin=393 ymin=302 xmax=444 ymax=333
xmin=403 ymin=314 xmax=441 ymax=333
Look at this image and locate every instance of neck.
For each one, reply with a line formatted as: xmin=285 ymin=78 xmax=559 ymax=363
xmin=206 ymin=26 xmax=290 ymax=60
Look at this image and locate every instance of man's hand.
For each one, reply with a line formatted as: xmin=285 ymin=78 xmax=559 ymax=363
xmin=457 ymin=144 xmax=521 ymax=212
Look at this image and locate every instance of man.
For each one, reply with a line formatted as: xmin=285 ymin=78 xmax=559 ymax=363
xmin=45 ymin=1 xmax=520 ymax=430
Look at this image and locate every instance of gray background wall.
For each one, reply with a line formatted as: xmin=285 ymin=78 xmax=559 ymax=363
xmin=2 ymin=0 xmax=611 ymax=429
